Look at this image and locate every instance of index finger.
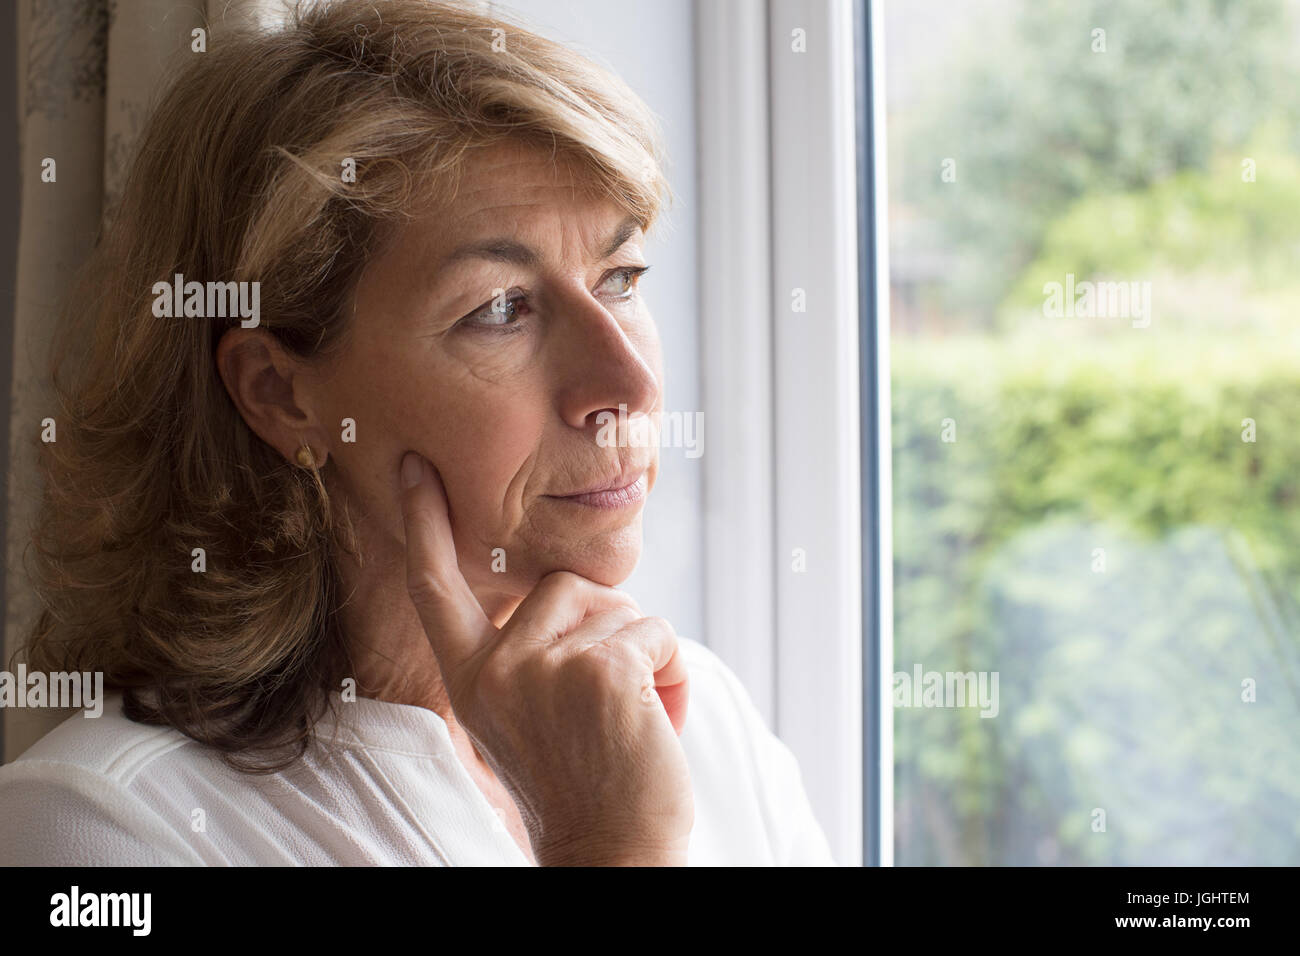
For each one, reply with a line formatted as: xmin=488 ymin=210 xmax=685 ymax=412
xmin=399 ymin=451 xmax=496 ymax=676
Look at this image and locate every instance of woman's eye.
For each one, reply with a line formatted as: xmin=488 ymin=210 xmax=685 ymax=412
xmin=460 ymin=268 xmax=649 ymax=330
xmin=599 ymin=265 xmax=651 ymax=299
xmin=465 ymin=290 xmax=527 ymax=327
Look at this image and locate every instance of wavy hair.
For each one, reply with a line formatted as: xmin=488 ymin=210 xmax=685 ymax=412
xmin=17 ymin=0 xmax=671 ymax=772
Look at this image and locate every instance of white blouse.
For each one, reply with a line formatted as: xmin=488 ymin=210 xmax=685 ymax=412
xmin=0 ymin=637 xmax=837 ymax=866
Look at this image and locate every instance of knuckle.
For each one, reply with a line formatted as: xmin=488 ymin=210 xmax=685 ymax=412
xmin=536 ymin=571 xmax=639 ymax=614
xmin=405 ymin=569 xmax=448 ymax=607
xmin=594 ymin=604 xmax=641 ymax=633
xmin=611 ymin=589 xmax=642 ymax=615
xmin=572 ymin=642 xmax=629 ymax=685
xmin=401 ymin=499 xmax=432 ymax=521
xmin=636 ymin=616 xmax=675 ymax=638
xmin=538 ymin=569 xmax=584 ymax=595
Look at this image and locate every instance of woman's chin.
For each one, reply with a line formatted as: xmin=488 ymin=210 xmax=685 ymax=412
xmin=565 ymin=554 xmax=639 ymax=588
xmin=527 ymin=520 xmax=645 ymax=589
xmin=458 ymin=517 xmax=645 ymax=612
xmin=553 ymin=535 xmax=643 ymax=587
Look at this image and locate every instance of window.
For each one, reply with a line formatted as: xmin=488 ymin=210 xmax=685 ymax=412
xmin=880 ymin=0 xmax=1300 ymax=865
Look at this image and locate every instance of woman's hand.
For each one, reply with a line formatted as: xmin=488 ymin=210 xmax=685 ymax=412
xmin=398 ymin=451 xmax=693 ymax=866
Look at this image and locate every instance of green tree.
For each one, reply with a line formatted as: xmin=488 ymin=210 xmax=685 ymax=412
xmin=900 ymin=0 xmax=1298 ymax=325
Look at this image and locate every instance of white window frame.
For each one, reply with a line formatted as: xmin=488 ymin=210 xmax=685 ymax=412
xmin=698 ymin=0 xmax=884 ymax=867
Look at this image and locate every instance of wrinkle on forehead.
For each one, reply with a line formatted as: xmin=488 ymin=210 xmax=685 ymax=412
xmin=423 ymin=140 xmax=593 ymax=217
xmin=389 ymin=139 xmax=635 ymax=254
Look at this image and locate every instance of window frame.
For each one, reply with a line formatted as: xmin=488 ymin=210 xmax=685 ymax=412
xmin=697 ymin=0 xmax=877 ymax=867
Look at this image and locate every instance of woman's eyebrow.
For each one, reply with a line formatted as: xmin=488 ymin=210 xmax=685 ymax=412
xmin=441 ymin=214 xmax=642 ymax=268
xmin=599 ymin=215 xmax=642 ymax=258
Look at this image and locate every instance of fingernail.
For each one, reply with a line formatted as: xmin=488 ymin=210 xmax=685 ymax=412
xmin=401 ymin=452 xmax=424 ymax=489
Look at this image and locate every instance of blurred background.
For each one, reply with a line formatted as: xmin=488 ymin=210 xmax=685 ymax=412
xmin=885 ymin=0 xmax=1300 ymax=864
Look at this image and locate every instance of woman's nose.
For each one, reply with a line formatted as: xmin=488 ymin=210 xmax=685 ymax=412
xmin=552 ymin=288 xmax=660 ymax=433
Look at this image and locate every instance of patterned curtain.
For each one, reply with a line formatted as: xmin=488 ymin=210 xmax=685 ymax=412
xmin=4 ymin=0 xmax=288 ymax=761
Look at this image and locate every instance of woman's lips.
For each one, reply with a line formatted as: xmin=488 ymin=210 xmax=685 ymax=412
xmin=548 ymin=471 xmax=648 ymax=510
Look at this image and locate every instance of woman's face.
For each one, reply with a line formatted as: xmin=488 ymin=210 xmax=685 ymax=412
xmin=311 ymin=143 xmax=663 ymax=610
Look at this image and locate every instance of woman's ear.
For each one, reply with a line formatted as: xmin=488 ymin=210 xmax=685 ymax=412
xmin=215 ymin=327 xmax=331 ymax=467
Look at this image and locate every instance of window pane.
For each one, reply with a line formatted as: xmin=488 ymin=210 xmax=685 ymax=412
xmin=884 ymin=0 xmax=1300 ymax=865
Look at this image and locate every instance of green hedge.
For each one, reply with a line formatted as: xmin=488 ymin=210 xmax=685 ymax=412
xmin=892 ymin=334 xmax=1300 ymax=864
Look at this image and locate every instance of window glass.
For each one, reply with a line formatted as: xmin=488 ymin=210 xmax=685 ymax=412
xmin=885 ymin=0 xmax=1300 ymax=865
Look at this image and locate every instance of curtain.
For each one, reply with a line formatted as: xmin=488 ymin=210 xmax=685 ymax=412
xmin=3 ymin=0 xmax=287 ymax=762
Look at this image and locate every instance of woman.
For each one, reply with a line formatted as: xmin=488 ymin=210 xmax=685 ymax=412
xmin=0 ymin=0 xmax=834 ymax=866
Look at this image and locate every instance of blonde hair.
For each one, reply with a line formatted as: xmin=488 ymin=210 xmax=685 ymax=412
xmin=19 ymin=0 xmax=671 ymax=772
